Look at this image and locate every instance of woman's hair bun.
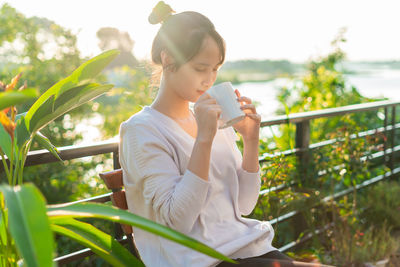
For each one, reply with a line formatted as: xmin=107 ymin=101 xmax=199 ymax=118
xmin=148 ymin=1 xmax=175 ymax=25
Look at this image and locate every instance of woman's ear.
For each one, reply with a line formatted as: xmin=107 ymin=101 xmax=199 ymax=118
xmin=160 ymin=50 xmax=176 ymax=72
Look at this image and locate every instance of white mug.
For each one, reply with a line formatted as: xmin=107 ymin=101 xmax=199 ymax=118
xmin=206 ymin=82 xmax=246 ymax=129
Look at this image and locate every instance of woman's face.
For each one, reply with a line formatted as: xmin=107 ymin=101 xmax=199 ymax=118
xmin=167 ymin=35 xmax=222 ymax=102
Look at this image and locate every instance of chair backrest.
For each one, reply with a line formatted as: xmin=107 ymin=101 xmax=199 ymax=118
xmin=99 ymin=169 xmax=141 ymax=260
xmin=99 ymin=169 xmax=133 ymax=235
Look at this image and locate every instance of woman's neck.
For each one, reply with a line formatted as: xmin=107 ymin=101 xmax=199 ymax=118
xmin=151 ymin=79 xmax=192 ymax=120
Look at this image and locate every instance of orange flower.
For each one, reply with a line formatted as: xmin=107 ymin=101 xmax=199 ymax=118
xmin=2 ymin=73 xmax=24 ymax=114
xmin=5 ymin=73 xmax=22 ymax=91
xmin=0 ymin=111 xmax=15 ymax=141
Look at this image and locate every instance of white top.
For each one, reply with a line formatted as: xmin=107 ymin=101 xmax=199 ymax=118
xmin=119 ymin=106 xmax=275 ymax=267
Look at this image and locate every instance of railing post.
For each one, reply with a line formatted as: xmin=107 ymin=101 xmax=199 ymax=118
xmin=384 ymin=107 xmax=389 ymax=175
xmin=292 ymin=120 xmax=311 ymax=245
xmin=390 ymin=106 xmax=396 ymax=178
xmin=295 ymin=120 xmax=310 ymax=186
xmin=113 ymin=151 xmax=121 ymax=170
xmin=112 ymin=150 xmax=124 ymax=240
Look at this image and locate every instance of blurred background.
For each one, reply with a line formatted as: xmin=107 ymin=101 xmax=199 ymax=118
xmin=1 ymin=1 xmax=399 ymax=266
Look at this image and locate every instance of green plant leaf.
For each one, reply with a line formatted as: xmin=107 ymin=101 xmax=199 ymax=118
xmin=52 ymin=83 xmax=112 ymax=117
xmin=25 ymin=49 xmax=119 ymax=130
xmin=33 ymin=132 xmax=62 ymax=162
xmin=52 ymin=83 xmax=90 ymax=110
xmin=0 ymin=195 xmax=8 ymax=246
xmin=51 ymin=218 xmax=143 ymax=267
xmin=0 ymin=89 xmax=38 ymax=111
xmin=28 ymin=83 xmax=112 ymax=133
xmin=0 ymin=184 xmax=54 ymax=267
xmin=48 ymin=203 xmax=236 ymax=264
xmin=27 ymin=95 xmax=55 ymax=134
xmin=15 ymin=114 xmax=31 ymax=150
xmin=0 ymin=123 xmax=12 ymax=159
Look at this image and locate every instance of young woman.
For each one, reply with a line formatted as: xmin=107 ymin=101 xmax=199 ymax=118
xmin=119 ymin=2 xmax=327 ymax=267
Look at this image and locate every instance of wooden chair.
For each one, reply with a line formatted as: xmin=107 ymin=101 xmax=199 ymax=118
xmin=99 ymin=169 xmax=141 ymax=261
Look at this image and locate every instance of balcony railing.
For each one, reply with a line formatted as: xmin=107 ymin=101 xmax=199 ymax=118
xmin=6 ymin=99 xmax=399 ymax=265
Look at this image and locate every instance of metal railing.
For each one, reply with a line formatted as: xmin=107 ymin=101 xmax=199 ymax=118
xmin=7 ymin=99 xmax=399 ymax=264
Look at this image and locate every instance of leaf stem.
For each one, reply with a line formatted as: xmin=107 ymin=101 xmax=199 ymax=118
xmin=0 ymin=149 xmax=11 ymax=185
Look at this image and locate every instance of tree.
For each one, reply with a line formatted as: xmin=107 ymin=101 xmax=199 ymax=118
xmin=97 ymin=27 xmax=138 ymax=69
xmin=0 ymin=3 xmax=101 ymax=209
xmin=275 ymin=29 xmax=380 ymax=149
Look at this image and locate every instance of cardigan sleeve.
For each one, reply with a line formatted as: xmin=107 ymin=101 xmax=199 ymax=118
xmin=225 ymin=127 xmax=261 ymax=216
xmin=120 ymin=122 xmax=211 ymax=234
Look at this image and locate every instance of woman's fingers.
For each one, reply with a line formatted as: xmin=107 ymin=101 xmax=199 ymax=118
xmin=240 ymin=104 xmax=257 ymax=114
xmin=246 ymin=113 xmax=261 ymax=121
xmin=237 ymin=96 xmax=252 ymax=104
xmin=234 ymin=89 xmax=251 ymax=104
xmin=234 ymin=89 xmax=241 ymax=98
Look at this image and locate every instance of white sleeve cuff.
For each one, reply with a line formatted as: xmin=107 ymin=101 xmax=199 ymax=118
xmin=237 ymin=167 xmax=261 ymax=215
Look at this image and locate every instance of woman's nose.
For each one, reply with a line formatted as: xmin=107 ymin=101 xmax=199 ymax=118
xmin=201 ymin=80 xmax=210 ymax=87
xmin=202 ymin=73 xmax=216 ymax=88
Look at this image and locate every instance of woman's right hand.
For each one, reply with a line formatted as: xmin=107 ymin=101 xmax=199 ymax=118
xmin=193 ymin=93 xmax=221 ymax=143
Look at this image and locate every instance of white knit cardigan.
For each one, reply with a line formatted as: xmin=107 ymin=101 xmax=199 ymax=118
xmin=119 ymin=106 xmax=275 ymax=267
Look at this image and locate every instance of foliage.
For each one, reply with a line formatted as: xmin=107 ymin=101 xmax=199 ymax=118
xmin=318 ymin=201 xmax=399 ymax=266
xmin=0 ymin=3 xmax=81 ymax=107
xmin=299 ymin=123 xmax=396 ymax=266
xmin=0 ymin=50 xmax=118 ymax=266
xmin=359 ymin=181 xmax=400 ymax=230
xmin=274 ymin=29 xmax=381 ymax=150
xmin=249 ymin=29 xmax=400 ymax=264
xmin=313 ymin=119 xmax=374 ymax=190
xmin=0 ymin=2 xmax=95 ymax=209
xmin=0 ymin=5 xmax=154 ymax=260
xmin=0 ymin=50 xmax=119 ymax=186
xmin=1 ymin=183 xmax=235 ymax=267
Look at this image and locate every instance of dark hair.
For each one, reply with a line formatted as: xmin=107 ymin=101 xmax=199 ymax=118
xmin=150 ymin=9 xmax=226 ymax=70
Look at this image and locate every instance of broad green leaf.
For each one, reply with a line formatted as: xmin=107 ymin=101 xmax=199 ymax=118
xmin=28 ymin=84 xmax=112 ymax=133
xmin=52 ymin=83 xmax=112 ymax=113
xmin=51 ymin=218 xmax=143 ymax=267
xmin=25 ymin=50 xmax=119 ymax=129
xmin=0 ymin=123 xmax=12 ymax=159
xmin=33 ymin=132 xmax=62 ymax=162
xmin=68 ymin=49 xmax=119 ymax=86
xmin=0 ymin=89 xmax=38 ymax=111
xmin=53 ymin=83 xmax=90 ymax=110
xmin=27 ymin=95 xmax=54 ymax=133
xmin=1 ymin=184 xmax=54 ymax=267
xmin=0 ymin=211 xmax=6 ymax=246
xmin=48 ymin=203 xmax=236 ymax=264
xmin=0 ymin=194 xmax=8 ymax=246
xmin=15 ymin=115 xmax=31 ymax=150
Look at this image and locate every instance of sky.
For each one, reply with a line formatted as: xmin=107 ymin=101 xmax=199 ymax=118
xmin=2 ymin=0 xmax=400 ymax=62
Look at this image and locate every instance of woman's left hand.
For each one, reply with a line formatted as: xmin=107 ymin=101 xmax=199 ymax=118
xmin=232 ymin=89 xmax=261 ymax=141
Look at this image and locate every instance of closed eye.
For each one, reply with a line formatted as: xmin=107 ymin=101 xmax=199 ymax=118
xmin=195 ymin=68 xmax=207 ymax=72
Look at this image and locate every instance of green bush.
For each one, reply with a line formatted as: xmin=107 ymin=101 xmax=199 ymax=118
xmin=360 ymin=181 xmax=400 ymax=229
